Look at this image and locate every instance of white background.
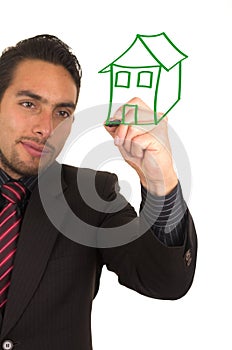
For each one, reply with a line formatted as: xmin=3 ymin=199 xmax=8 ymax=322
xmin=0 ymin=0 xmax=231 ymax=348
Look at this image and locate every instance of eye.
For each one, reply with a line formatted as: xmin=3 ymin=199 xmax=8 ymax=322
xmin=20 ymin=101 xmax=36 ymax=109
xmin=56 ymin=110 xmax=72 ymax=119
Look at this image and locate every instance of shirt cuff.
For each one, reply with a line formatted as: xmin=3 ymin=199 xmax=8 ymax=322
xmin=140 ymin=182 xmax=187 ymax=246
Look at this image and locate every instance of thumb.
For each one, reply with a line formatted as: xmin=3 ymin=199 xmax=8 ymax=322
xmin=104 ymin=119 xmax=121 ymax=138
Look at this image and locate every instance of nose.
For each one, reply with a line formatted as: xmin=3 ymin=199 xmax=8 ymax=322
xmin=32 ymin=110 xmax=53 ymax=139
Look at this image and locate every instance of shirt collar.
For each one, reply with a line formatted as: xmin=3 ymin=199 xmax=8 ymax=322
xmin=0 ymin=168 xmax=38 ymax=192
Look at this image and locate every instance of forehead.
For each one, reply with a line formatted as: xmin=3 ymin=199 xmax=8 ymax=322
xmin=10 ymin=59 xmax=78 ymax=103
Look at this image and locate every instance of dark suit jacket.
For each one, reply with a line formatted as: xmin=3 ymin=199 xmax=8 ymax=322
xmin=0 ymin=163 xmax=197 ymax=350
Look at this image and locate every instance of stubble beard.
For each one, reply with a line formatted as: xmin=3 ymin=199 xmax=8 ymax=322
xmin=0 ymin=147 xmax=54 ymax=178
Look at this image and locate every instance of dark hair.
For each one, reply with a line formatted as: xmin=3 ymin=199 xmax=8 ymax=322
xmin=0 ymin=34 xmax=82 ymax=102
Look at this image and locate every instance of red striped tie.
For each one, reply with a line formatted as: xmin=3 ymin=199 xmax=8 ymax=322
xmin=0 ymin=181 xmax=27 ymax=310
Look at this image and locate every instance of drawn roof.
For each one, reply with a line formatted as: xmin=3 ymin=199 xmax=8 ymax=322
xmin=99 ymin=32 xmax=187 ymax=73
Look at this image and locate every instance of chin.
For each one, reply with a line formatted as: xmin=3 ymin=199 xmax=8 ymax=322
xmin=15 ymin=160 xmax=51 ymax=177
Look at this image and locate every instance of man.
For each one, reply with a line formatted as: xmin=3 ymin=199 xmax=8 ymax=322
xmin=0 ymin=35 xmax=197 ymax=350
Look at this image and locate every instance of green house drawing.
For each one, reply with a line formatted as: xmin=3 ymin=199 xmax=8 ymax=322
xmin=99 ymin=33 xmax=188 ymax=125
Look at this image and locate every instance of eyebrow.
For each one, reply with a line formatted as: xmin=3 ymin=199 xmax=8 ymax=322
xmin=15 ymin=90 xmax=76 ymax=110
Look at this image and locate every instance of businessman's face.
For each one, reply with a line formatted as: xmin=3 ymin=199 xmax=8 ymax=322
xmin=0 ymin=59 xmax=77 ymax=179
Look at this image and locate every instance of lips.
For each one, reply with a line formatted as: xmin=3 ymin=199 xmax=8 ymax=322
xmin=21 ymin=141 xmax=51 ymax=158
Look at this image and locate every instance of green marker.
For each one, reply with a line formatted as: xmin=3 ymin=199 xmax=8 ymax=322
xmin=105 ymin=119 xmax=121 ymax=127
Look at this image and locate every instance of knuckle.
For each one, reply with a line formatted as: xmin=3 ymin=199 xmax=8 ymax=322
xmin=129 ymin=96 xmax=141 ymax=104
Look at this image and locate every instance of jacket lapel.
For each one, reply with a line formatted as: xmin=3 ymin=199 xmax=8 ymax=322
xmin=0 ymin=163 xmax=68 ymax=338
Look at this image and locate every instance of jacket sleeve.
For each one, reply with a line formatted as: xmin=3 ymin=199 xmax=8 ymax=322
xmin=97 ymin=172 xmax=197 ymax=300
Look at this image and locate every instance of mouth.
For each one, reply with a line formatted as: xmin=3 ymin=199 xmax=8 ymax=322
xmin=20 ymin=141 xmax=52 ymax=158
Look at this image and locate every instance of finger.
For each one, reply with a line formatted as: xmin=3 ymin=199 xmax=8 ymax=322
xmin=104 ymin=123 xmax=118 ymax=138
xmin=113 ymin=124 xmax=129 ymax=146
xmin=104 ymin=118 xmax=124 ymax=139
xmin=123 ymin=106 xmax=155 ymax=125
xmin=113 ymin=98 xmax=153 ymax=125
xmin=113 ymin=108 xmax=155 ymax=149
xmin=114 ymin=120 xmax=150 ymax=150
xmin=113 ymin=114 xmax=164 ymax=152
xmin=118 ymin=126 xmax=138 ymax=154
xmin=129 ymin=138 xmax=144 ymax=158
xmin=118 ymin=123 xmax=149 ymax=154
xmin=130 ymin=133 xmax=161 ymax=158
xmin=124 ymin=97 xmax=152 ymax=111
xmin=117 ymin=144 xmax=139 ymax=166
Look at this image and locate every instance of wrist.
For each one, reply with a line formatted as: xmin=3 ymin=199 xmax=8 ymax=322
xmin=140 ymin=173 xmax=178 ymax=196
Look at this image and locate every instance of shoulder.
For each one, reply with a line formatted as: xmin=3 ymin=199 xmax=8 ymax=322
xmin=61 ymin=164 xmax=119 ymax=197
xmin=61 ymin=164 xmax=118 ymax=182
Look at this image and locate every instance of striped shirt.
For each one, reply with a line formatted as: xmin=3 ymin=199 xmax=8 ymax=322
xmin=0 ymin=169 xmax=37 ymax=192
xmin=140 ymin=183 xmax=187 ymax=246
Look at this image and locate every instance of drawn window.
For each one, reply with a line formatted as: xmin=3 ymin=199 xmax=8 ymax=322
xmin=115 ymin=71 xmax=131 ymax=88
xmin=137 ymin=71 xmax=153 ymax=88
